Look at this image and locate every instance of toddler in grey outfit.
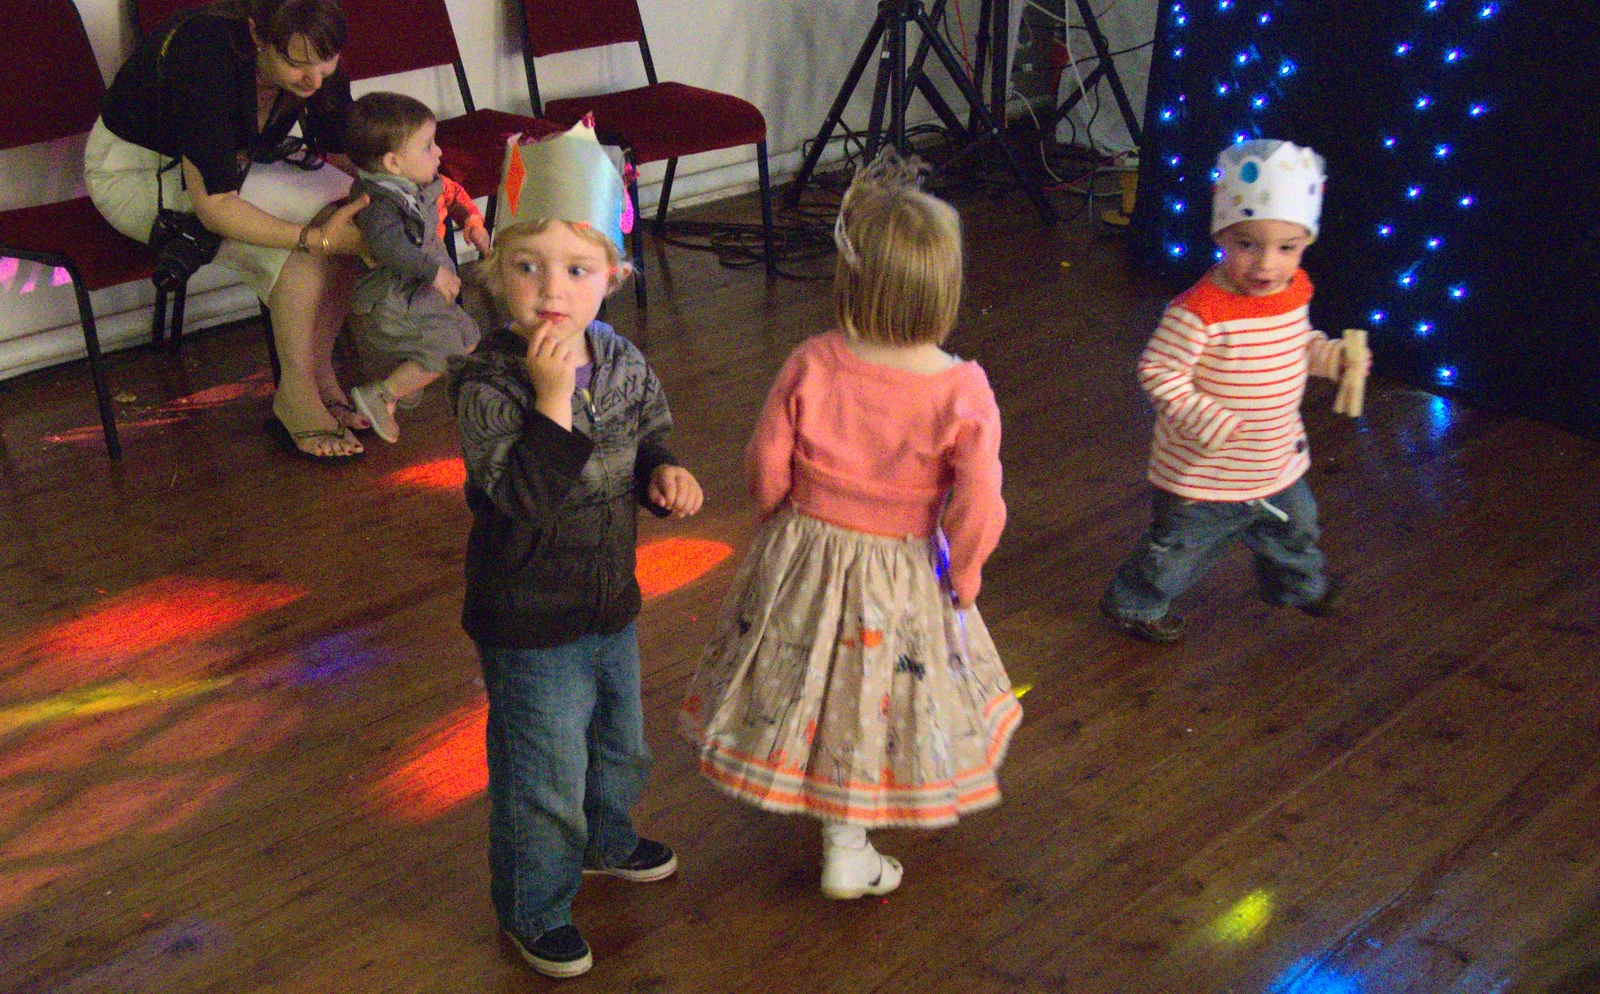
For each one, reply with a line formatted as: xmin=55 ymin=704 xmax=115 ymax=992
xmin=345 ymin=92 xmax=486 ymax=443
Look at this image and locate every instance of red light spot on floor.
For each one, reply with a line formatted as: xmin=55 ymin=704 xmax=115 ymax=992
xmin=369 ymin=699 xmax=489 ymax=821
xmin=385 ymin=458 xmax=468 ymax=490
xmin=636 ymin=538 xmax=733 ymax=599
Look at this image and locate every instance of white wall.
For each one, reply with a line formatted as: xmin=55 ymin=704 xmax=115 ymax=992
xmin=0 ymin=0 xmax=1151 ymax=382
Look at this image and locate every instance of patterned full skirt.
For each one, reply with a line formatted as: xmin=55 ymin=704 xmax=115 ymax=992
xmin=679 ymin=507 xmax=1020 ymax=828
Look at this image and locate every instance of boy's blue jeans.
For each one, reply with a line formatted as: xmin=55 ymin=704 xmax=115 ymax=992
xmin=1102 ymin=478 xmax=1328 ymax=621
xmin=478 ymin=624 xmax=652 ymax=939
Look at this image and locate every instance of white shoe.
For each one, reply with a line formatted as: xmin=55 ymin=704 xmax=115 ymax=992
xmin=350 ymin=382 xmax=399 ymax=444
xmin=820 ymin=841 xmax=903 ymax=900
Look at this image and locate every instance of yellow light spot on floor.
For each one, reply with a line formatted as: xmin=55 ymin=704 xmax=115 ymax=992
xmin=1210 ymin=888 xmax=1273 ymax=944
xmin=0 ymin=677 xmax=236 ymax=735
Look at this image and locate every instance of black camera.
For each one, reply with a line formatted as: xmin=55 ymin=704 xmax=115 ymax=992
xmin=149 ymin=209 xmax=223 ymax=292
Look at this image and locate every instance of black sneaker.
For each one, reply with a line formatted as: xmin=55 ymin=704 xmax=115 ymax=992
xmin=507 ymin=925 xmax=592 ymax=979
xmin=583 ymin=838 xmax=678 ymax=882
xmin=1299 ymin=576 xmax=1345 ymax=618
xmin=1099 ymin=601 xmax=1186 ymax=644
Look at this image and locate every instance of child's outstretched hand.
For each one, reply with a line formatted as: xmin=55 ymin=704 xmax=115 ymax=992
xmin=649 ymin=465 xmax=704 ymax=518
xmin=465 ymin=222 xmax=491 ymax=257
xmin=433 ymin=266 xmax=462 ymax=301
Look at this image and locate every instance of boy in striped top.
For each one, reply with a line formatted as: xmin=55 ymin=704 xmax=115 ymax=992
xmin=1100 ymin=140 xmax=1367 ymax=643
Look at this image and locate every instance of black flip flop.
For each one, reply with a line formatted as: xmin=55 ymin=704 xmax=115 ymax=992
xmin=264 ymin=416 xmax=365 ymax=463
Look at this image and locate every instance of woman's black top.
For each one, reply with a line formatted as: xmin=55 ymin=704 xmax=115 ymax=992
xmin=100 ymin=13 xmax=350 ymax=196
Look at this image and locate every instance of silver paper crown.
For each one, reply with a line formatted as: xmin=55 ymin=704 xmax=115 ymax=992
xmin=498 ymin=118 xmax=634 ymax=254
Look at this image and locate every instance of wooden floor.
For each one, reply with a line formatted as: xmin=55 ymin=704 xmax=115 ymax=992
xmin=2 ymin=182 xmax=1598 ymax=994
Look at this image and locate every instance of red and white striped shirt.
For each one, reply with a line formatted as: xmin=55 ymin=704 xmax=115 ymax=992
xmin=1138 ymin=269 xmax=1342 ymax=501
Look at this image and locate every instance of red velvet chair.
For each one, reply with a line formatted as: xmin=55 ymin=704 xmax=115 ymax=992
xmin=337 ymin=0 xmax=562 ymax=228
xmin=517 ymin=0 xmax=776 ymax=309
xmin=0 ymin=0 xmax=176 ymax=459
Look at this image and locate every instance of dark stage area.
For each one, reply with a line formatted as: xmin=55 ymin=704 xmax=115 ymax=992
xmin=2 ymin=182 xmax=1600 ymax=993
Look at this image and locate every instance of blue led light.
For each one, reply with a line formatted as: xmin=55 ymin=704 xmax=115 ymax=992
xmin=1445 ymin=47 xmax=1463 ymax=63
xmin=1435 ymin=143 xmax=1452 ymax=158
xmin=1399 ymin=272 xmax=1416 ymax=287
xmin=1258 ymin=11 xmax=1272 ymax=23
xmin=1377 ymin=223 xmax=1394 ymax=237
xmin=1468 ymin=102 xmax=1487 ymax=116
xmin=1252 ymin=95 xmax=1268 ymax=109
xmin=1160 ymin=106 xmax=1177 ymax=122
xmin=1437 ymin=365 xmax=1457 ymax=383
xmin=1278 ymin=59 xmax=1297 ymax=76
xmin=1214 ymin=247 xmax=1225 ymax=261
xmin=1173 ymin=46 xmax=1185 ymax=58
xmin=1178 ymin=93 xmax=1187 ymax=102
xmin=1218 ymin=82 xmax=1232 ymax=96
xmin=1171 ymin=199 xmax=1187 ymax=214
xmin=1416 ymin=320 xmax=1434 ymax=335
xmin=1449 ymin=283 xmax=1468 ymax=299
xmin=1396 ymin=42 xmax=1413 ymax=55
xmin=1425 ymin=0 xmax=1442 ymax=10
xmin=1426 ymin=236 xmax=1443 ymax=250
xmin=1479 ymin=3 xmax=1498 ymax=17
xmin=1415 ymin=94 xmax=1433 ymax=110
xmin=1370 ymin=310 xmax=1388 ymax=324
xmin=1217 ymin=0 xmax=1232 ymax=10
xmin=1176 ymin=12 xmax=1188 ymax=25
xmin=1168 ymin=154 xmax=1182 ymax=167
xmin=1211 ymin=167 xmax=1222 ymax=180
xmin=1233 ymin=131 xmax=1251 ymax=144
xmin=1237 ymin=51 xmax=1251 ymax=65
xmin=1459 ymin=194 xmax=1476 ymax=207
xmin=1383 ymin=135 xmax=1399 ymax=149
xmin=1168 ymin=242 xmax=1188 ymax=257
xmin=1407 ymin=185 xmax=1423 ymax=199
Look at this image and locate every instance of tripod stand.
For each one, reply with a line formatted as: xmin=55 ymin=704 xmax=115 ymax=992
xmin=1038 ymin=0 xmax=1145 ymax=146
xmin=786 ymin=0 xmax=1055 ymax=223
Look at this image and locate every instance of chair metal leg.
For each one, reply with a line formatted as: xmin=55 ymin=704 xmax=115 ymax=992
xmin=150 ymin=285 xmax=169 ymax=345
xmin=484 ymin=194 xmax=498 ymax=234
xmin=629 ymin=177 xmax=647 ymax=310
xmin=654 ymin=158 xmax=677 ymax=237
xmin=756 ymin=141 xmax=776 ymax=279
xmin=67 ymin=265 xmax=121 ymax=459
xmin=260 ymin=302 xmax=281 ymax=386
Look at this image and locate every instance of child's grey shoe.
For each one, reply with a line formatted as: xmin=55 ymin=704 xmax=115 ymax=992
xmin=507 ymin=925 xmax=592 ymax=978
xmin=350 ymin=382 xmax=399 ymax=444
xmin=820 ymin=840 xmax=903 ymax=900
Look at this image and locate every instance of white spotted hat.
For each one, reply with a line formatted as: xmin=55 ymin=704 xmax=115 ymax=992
xmin=1211 ymin=139 xmax=1326 ymax=239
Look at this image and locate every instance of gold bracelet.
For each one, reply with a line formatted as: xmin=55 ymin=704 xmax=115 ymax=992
xmin=320 ymin=230 xmax=332 ymax=255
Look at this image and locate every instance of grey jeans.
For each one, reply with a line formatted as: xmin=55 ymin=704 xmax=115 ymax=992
xmin=1102 ymin=477 xmax=1328 ymax=621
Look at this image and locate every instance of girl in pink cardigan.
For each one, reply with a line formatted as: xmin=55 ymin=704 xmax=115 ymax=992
xmin=680 ymin=153 xmax=1019 ymax=901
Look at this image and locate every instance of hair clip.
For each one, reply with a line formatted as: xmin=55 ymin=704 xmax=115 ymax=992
xmin=833 ymin=208 xmax=860 ymax=269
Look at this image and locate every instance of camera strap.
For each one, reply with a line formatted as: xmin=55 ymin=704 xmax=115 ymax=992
xmin=151 ymin=10 xmax=203 ymax=218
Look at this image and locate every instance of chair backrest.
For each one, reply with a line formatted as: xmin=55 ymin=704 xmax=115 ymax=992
xmin=0 ymin=0 xmax=106 ymax=150
xmin=520 ymin=0 xmax=645 ymax=57
xmin=131 ymin=0 xmax=211 ymax=38
xmin=338 ymin=0 xmax=463 ymax=82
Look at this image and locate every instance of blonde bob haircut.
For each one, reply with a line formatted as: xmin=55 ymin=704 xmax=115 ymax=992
xmin=480 ymin=219 xmax=633 ymax=302
xmin=833 ymin=154 xmax=963 ymax=346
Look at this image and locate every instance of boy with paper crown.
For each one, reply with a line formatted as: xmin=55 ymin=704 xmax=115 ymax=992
xmin=1099 ymin=139 xmax=1369 ymax=643
xmin=448 ymin=119 xmax=703 ymax=979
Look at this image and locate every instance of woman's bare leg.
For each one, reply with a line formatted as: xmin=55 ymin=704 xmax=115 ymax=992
xmin=307 ymin=257 xmax=369 ymax=431
xmin=267 ymin=250 xmax=362 ymax=457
